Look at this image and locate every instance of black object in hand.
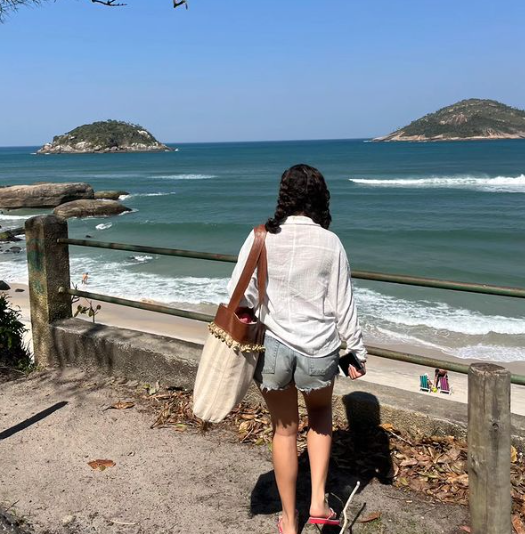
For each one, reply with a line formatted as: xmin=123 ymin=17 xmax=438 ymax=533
xmin=339 ymin=351 xmax=366 ymax=376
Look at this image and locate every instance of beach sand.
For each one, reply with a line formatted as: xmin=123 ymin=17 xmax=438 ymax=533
xmin=6 ymin=282 xmax=525 ymax=416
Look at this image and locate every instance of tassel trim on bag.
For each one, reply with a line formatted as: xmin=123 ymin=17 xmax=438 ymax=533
xmin=208 ymin=322 xmax=265 ymax=353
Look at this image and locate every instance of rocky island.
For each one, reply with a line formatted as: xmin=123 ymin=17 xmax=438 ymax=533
xmin=37 ymin=120 xmax=171 ymax=154
xmin=374 ymin=99 xmax=525 ymax=142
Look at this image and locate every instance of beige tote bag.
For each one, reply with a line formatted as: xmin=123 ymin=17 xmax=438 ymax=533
xmin=193 ymin=225 xmax=267 ymax=423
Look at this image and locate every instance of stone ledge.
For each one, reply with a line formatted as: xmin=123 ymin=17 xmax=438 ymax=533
xmin=49 ymin=318 xmax=525 ymax=449
xmin=50 ymin=318 xmax=202 ymax=389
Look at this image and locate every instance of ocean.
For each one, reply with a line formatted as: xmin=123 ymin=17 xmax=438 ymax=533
xmin=1 ymin=139 xmax=524 ymax=361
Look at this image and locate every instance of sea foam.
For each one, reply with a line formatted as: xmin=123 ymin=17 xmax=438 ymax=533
xmin=349 ymin=174 xmax=525 ymax=192
xmin=2 ymin=255 xmax=523 ymax=362
xmin=155 ymin=174 xmax=217 ymax=180
xmin=0 ymin=214 xmax=33 ymax=221
xmin=355 ymin=287 xmax=525 ymax=336
xmin=66 ymin=258 xmax=229 ymax=306
xmin=131 ymin=255 xmax=154 ymax=263
xmin=126 ymin=192 xmax=177 ymax=198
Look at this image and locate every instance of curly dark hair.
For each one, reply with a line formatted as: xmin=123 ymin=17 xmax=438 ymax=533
xmin=265 ymin=164 xmax=332 ymax=234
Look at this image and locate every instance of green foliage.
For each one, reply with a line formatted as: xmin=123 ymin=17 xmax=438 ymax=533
xmin=393 ymin=99 xmax=525 ymax=139
xmin=0 ymin=294 xmax=32 ymax=370
xmin=52 ymin=120 xmax=161 ymax=148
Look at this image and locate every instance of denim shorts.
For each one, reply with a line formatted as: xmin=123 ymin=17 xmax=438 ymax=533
xmin=254 ymin=333 xmax=340 ymax=394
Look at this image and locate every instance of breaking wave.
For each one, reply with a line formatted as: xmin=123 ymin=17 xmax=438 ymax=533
xmin=354 ymin=287 xmax=525 ymax=336
xmin=0 ymin=214 xmax=33 ymax=221
xmin=125 ymin=192 xmax=178 ymax=198
xmin=131 ymin=255 xmax=154 ymax=263
xmin=155 ymin=174 xmax=217 ymax=180
xmin=2 ymin=256 xmax=523 ymax=361
xmin=349 ymin=174 xmax=525 ymax=192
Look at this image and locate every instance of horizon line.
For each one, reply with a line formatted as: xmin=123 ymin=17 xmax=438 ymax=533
xmin=0 ymin=137 xmax=372 ymax=149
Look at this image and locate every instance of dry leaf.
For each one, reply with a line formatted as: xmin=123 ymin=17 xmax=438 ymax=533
xmin=88 ymin=459 xmax=116 ymax=471
xmin=108 ymin=401 xmax=135 ymax=410
xmin=450 ymin=473 xmax=469 ymax=487
xmin=144 ymin=387 xmax=525 ymax=527
xmin=512 ymin=446 xmax=519 ymax=464
xmin=358 ymin=512 xmax=381 ymax=523
xmin=148 ymin=393 xmax=173 ymax=400
xmin=513 ymin=514 xmax=525 ymax=534
xmin=145 ymin=381 xmax=160 ymax=396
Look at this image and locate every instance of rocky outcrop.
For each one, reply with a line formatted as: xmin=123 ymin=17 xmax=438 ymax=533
xmin=0 ymin=227 xmax=24 ymax=242
xmin=94 ymin=190 xmax=129 ymax=200
xmin=0 ymin=183 xmax=94 ymax=208
xmin=0 ymin=281 xmax=11 ymax=290
xmin=53 ymin=199 xmax=132 ymax=219
xmin=38 ymin=142 xmax=169 ymax=154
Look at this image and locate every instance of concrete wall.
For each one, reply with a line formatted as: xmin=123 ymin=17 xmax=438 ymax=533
xmin=50 ymin=318 xmax=202 ymax=389
xmin=48 ymin=317 xmax=525 ymax=449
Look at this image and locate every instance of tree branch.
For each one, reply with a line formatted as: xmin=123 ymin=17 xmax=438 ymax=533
xmin=0 ymin=0 xmax=190 ymax=22
xmin=0 ymin=0 xmax=42 ymax=22
xmin=91 ymin=0 xmax=127 ymax=6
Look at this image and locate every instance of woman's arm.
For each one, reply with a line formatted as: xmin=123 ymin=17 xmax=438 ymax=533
xmin=330 ymin=240 xmax=367 ymax=364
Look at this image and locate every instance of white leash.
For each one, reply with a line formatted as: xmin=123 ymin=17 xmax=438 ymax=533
xmin=338 ymin=480 xmax=361 ymax=534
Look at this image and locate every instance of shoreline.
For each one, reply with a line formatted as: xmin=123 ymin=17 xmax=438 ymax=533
xmin=5 ymin=282 xmax=525 ymax=415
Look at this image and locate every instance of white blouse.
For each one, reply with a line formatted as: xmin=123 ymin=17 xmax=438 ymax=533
xmin=227 ymin=215 xmax=367 ymax=362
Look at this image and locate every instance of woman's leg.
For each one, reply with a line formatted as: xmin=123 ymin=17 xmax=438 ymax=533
xmin=261 ymin=386 xmax=299 ymax=534
xmin=302 ymin=381 xmax=335 ymax=518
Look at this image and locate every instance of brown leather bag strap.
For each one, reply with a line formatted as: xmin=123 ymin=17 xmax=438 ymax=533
xmin=257 ymin=229 xmax=268 ymax=308
xmin=228 ymin=224 xmax=267 ymax=311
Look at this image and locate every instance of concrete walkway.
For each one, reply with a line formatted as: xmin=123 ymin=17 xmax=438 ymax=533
xmin=0 ymin=368 xmax=468 ymax=534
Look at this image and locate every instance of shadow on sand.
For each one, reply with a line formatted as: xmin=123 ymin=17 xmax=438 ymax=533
xmin=251 ymin=391 xmax=393 ymax=532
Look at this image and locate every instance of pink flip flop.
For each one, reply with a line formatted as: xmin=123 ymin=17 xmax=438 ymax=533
xmin=308 ymin=507 xmax=340 ymax=526
xmin=277 ymin=510 xmax=299 ymax=533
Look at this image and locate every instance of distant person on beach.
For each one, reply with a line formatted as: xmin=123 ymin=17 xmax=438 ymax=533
xmin=228 ymin=164 xmax=367 ymax=534
xmin=81 ymin=272 xmax=89 ymax=285
xmin=434 ymin=368 xmax=448 ymax=389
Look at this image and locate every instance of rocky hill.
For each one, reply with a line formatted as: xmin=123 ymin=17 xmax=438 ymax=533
xmin=37 ymin=120 xmax=171 ymax=154
xmin=374 ymin=99 xmax=525 ymax=142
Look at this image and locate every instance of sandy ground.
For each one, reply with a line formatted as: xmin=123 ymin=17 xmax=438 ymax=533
xmin=5 ymin=283 xmax=525 ymax=416
xmin=0 ymin=368 xmax=469 ymax=534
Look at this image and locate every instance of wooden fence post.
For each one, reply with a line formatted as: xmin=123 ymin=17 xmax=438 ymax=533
xmin=468 ymin=362 xmax=511 ymax=534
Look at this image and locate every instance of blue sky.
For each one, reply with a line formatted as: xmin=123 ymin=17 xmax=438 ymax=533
xmin=1 ymin=0 xmax=524 ymax=145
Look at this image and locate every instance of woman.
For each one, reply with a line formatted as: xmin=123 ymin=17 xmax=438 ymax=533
xmin=228 ymin=164 xmax=367 ymax=534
